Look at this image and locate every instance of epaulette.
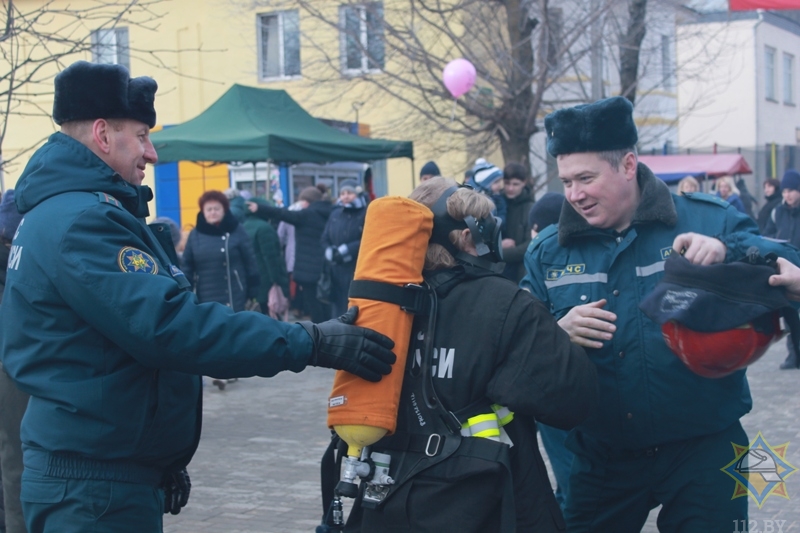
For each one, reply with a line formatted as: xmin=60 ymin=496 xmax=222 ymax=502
xmin=680 ymin=191 xmax=728 ymax=208
xmin=95 ymin=192 xmax=123 ymax=209
xmin=527 ymin=223 xmax=559 ymax=253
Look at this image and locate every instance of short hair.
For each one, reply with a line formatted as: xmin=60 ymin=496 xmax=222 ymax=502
xmin=198 ymin=190 xmax=230 ymax=213
xmin=410 ymin=177 xmax=495 ymax=270
xmin=503 ymin=162 xmax=529 ymax=182
xmin=598 ymin=146 xmax=638 ymax=170
xmin=764 ymin=178 xmax=781 ymax=191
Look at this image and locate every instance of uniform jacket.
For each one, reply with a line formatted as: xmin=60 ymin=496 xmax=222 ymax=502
xmin=501 ymin=185 xmax=535 ymax=282
xmin=0 ymin=132 xmax=313 ymax=474
xmin=253 ymin=200 xmax=333 ymax=285
xmin=242 ymin=213 xmax=289 ymax=302
xmin=521 ymin=163 xmax=800 ymax=450
xmin=354 ymin=266 xmax=597 ymax=533
xmin=763 ymin=201 xmax=800 ymax=248
xmin=182 ymin=211 xmax=260 ymax=312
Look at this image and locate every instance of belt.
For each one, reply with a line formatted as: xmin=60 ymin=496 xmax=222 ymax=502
xmin=25 ymin=448 xmax=163 ymax=486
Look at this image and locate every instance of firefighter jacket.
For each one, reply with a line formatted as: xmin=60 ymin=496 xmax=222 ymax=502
xmin=0 ymin=132 xmax=313 ymax=476
xmin=350 ymin=265 xmax=597 ymax=533
xmin=521 ymin=163 xmax=800 ymax=450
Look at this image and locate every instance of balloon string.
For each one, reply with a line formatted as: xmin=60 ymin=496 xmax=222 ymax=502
xmin=447 ymin=98 xmax=457 ymax=156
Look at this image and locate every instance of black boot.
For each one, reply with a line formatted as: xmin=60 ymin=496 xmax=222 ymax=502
xmin=780 ymin=351 xmax=798 ymax=370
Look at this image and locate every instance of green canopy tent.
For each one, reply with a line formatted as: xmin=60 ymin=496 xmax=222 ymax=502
xmin=150 ymin=84 xmax=413 ymax=164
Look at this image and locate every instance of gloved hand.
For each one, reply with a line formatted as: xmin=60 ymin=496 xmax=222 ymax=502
xmin=331 ymin=249 xmax=344 ymax=264
xmin=300 ymin=307 xmax=396 ymax=382
xmin=162 ymin=468 xmax=191 ymax=515
xmin=325 ymin=247 xmax=334 ymax=262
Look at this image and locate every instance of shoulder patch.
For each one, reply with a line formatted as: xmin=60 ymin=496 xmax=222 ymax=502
xmin=118 ymin=247 xmax=158 ymax=274
xmin=95 ymin=192 xmax=122 ymax=209
xmin=681 ymin=192 xmax=728 ymax=208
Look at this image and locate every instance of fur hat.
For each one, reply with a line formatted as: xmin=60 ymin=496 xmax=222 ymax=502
xmin=781 ymin=169 xmax=800 ymax=192
xmin=420 ymin=161 xmax=441 ymax=177
xmin=528 ymin=192 xmax=564 ymax=231
xmin=0 ymin=189 xmax=23 ymax=241
xmin=53 ymin=61 xmax=158 ymax=128
xmin=545 ymin=96 xmax=638 ymax=157
xmin=471 ymin=159 xmax=503 ymax=192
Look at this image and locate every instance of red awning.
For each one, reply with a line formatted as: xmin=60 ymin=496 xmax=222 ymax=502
xmin=730 ymin=0 xmax=800 ymax=10
xmin=638 ymin=154 xmax=752 ymax=183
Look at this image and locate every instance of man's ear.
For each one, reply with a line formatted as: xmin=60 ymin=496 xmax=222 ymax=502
xmin=623 ymin=152 xmax=638 ymax=181
xmin=91 ymin=119 xmax=112 ymax=155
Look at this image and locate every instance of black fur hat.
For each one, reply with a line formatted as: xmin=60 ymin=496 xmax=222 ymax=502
xmin=545 ymin=96 xmax=638 ymax=157
xmin=53 ymin=61 xmax=157 ymax=128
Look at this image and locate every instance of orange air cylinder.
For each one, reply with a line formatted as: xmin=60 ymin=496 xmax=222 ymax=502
xmin=327 ymin=196 xmax=433 ymax=458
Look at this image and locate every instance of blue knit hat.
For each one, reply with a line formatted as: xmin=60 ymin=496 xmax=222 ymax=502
xmin=528 ymin=192 xmax=564 ymax=231
xmin=0 ymin=189 xmax=23 ymax=241
xmin=470 ymin=159 xmax=503 ymax=192
xmin=420 ymin=161 xmax=441 ymax=178
xmin=781 ymin=169 xmax=800 ymax=192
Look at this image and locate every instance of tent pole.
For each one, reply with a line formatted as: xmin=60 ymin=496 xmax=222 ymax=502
xmin=252 ymin=163 xmax=258 ymax=198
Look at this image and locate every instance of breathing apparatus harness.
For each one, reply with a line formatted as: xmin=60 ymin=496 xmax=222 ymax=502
xmin=317 ymin=187 xmax=513 ymax=532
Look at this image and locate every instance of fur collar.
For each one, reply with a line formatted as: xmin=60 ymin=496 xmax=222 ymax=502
xmin=196 ymin=209 xmax=239 ymax=235
xmin=558 ymin=162 xmax=677 ymax=246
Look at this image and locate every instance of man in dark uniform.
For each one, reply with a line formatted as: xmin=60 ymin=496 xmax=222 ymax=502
xmin=0 ymin=61 xmax=395 ymax=533
xmin=521 ymin=96 xmax=800 ymax=532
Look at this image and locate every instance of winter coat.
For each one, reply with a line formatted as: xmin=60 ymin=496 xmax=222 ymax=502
xmin=321 ymin=199 xmax=366 ymax=316
xmin=501 ymin=185 xmax=535 ymax=282
xmin=242 ymin=213 xmax=289 ymax=303
xmin=349 ymin=266 xmax=596 ymax=532
xmin=252 ymin=200 xmax=333 ymax=284
xmin=757 ymin=191 xmax=782 ymax=234
xmin=182 ymin=210 xmax=260 ymax=312
xmin=522 ymin=163 xmax=800 ymax=450
xmin=0 ymin=132 xmax=313 ymax=475
xmin=763 ymin=201 xmax=800 ymax=248
xmin=717 ymin=192 xmax=747 ymax=214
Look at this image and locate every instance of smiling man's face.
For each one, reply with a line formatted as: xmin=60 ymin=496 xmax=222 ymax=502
xmin=105 ymin=119 xmax=158 ymax=186
xmin=557 ymin=151 xmax=639 ymax=232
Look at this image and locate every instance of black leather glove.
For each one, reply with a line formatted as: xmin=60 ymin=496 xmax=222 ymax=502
xmin=331 ymin=249 xmax=345 ymax=265
xmin=162 ymin=468 xmax=191 ymax=515
xmin=300 ymin=307 xmax=396 ymax=382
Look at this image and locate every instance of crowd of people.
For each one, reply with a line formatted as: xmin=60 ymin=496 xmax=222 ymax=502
xmin=3 ymin=60 xmax=800 ymax=533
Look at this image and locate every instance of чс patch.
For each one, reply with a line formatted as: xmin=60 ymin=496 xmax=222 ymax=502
xmin=117 ymin=246 xmax=158 ymax=274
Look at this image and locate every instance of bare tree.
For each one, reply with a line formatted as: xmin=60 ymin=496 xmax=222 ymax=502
xmin=0 ymin=0 xmax=176 ymax=188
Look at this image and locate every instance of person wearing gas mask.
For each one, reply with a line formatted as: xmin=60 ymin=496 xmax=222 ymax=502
xmin=0 ymin=60 xmax=396 ymax=533
xmin=521 ymin=96 xmax=800 ymax=532
xmin=344 ymin=177 xmax=597 ymax=532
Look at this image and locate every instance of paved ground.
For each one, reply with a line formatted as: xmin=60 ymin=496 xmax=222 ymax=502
xmin=164 ymin=339 xmax=800 ymax=533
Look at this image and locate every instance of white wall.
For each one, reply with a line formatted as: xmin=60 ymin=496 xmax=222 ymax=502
xmin=754 ymin=21 xmax=800 ymax=148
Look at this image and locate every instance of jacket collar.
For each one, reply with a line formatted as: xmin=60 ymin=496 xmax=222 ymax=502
xmin=558 ymin=162 xmax=677 ymax=246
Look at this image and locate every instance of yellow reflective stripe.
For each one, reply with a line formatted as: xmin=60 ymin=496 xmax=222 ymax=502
xmin=491 ymin=404 xmax=514 ymax=426
xmin=461 ymin=413 xmax=501 ymax=439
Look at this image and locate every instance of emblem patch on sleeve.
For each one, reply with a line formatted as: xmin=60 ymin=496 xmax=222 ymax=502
xmin=117 ymin=247 xmax=158 ymax=274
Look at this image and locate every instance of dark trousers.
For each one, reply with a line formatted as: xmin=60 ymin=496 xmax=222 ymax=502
xmin=0 ymin=363 xmax=28 ymax=533
xmin=564 ymin=421 xmax=748 ymax=533
xmin=298 ymin=282 xmax=329 ymax=323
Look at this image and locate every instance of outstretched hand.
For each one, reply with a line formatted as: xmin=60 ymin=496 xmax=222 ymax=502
xmin=769 ymin=257 xmax=800 ymax=301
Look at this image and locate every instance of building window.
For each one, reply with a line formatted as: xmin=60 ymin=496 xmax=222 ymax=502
xmin=91 ymin=27 xmax=129 ymax=71
xmin=784 ymin=52 xmax=795 ymax=105
xmin=258 ymin=11 xmax=301 ymax=80
xmin=661 ymin=34 xmax=673 ymax=90
xmin=765 ymin=46 xmax=776 ymax=101
xmin=340 ymin=3 xmax=384 ymax=73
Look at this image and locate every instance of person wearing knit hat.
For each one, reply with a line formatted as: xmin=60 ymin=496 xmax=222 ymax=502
xmin=2 ymin=61 xmax=396 ymax=532
xmin=528 ymin=192 xmax=565 ymax=239
xmin=419 ymin=160 xmax=441 ymax=182
xmin=466 ymin=158 xmax=507 ymax=227
xmin=763 ymin=168 xmax=800 ymax=370
xmin=521 ymin=95 xmax=800 ymax=531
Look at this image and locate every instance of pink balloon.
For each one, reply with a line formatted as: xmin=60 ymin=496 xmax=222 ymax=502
xmin=443 ymin=58 xmax=476 ymax=99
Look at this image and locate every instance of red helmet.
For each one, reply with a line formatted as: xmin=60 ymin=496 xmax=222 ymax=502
xmin=661 ymin=312 xmax=782 ymax=379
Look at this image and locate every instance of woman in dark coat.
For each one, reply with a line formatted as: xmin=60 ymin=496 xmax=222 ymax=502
xmin=321 ymin=180 xmax=366 ymax=318
xmin=248 ymin=186 xmax=333 ymax=322
xmin=758 ymin=178 xmax=782 ymax=234
xmin=182 ymin=190 xmax=260 ymax=312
